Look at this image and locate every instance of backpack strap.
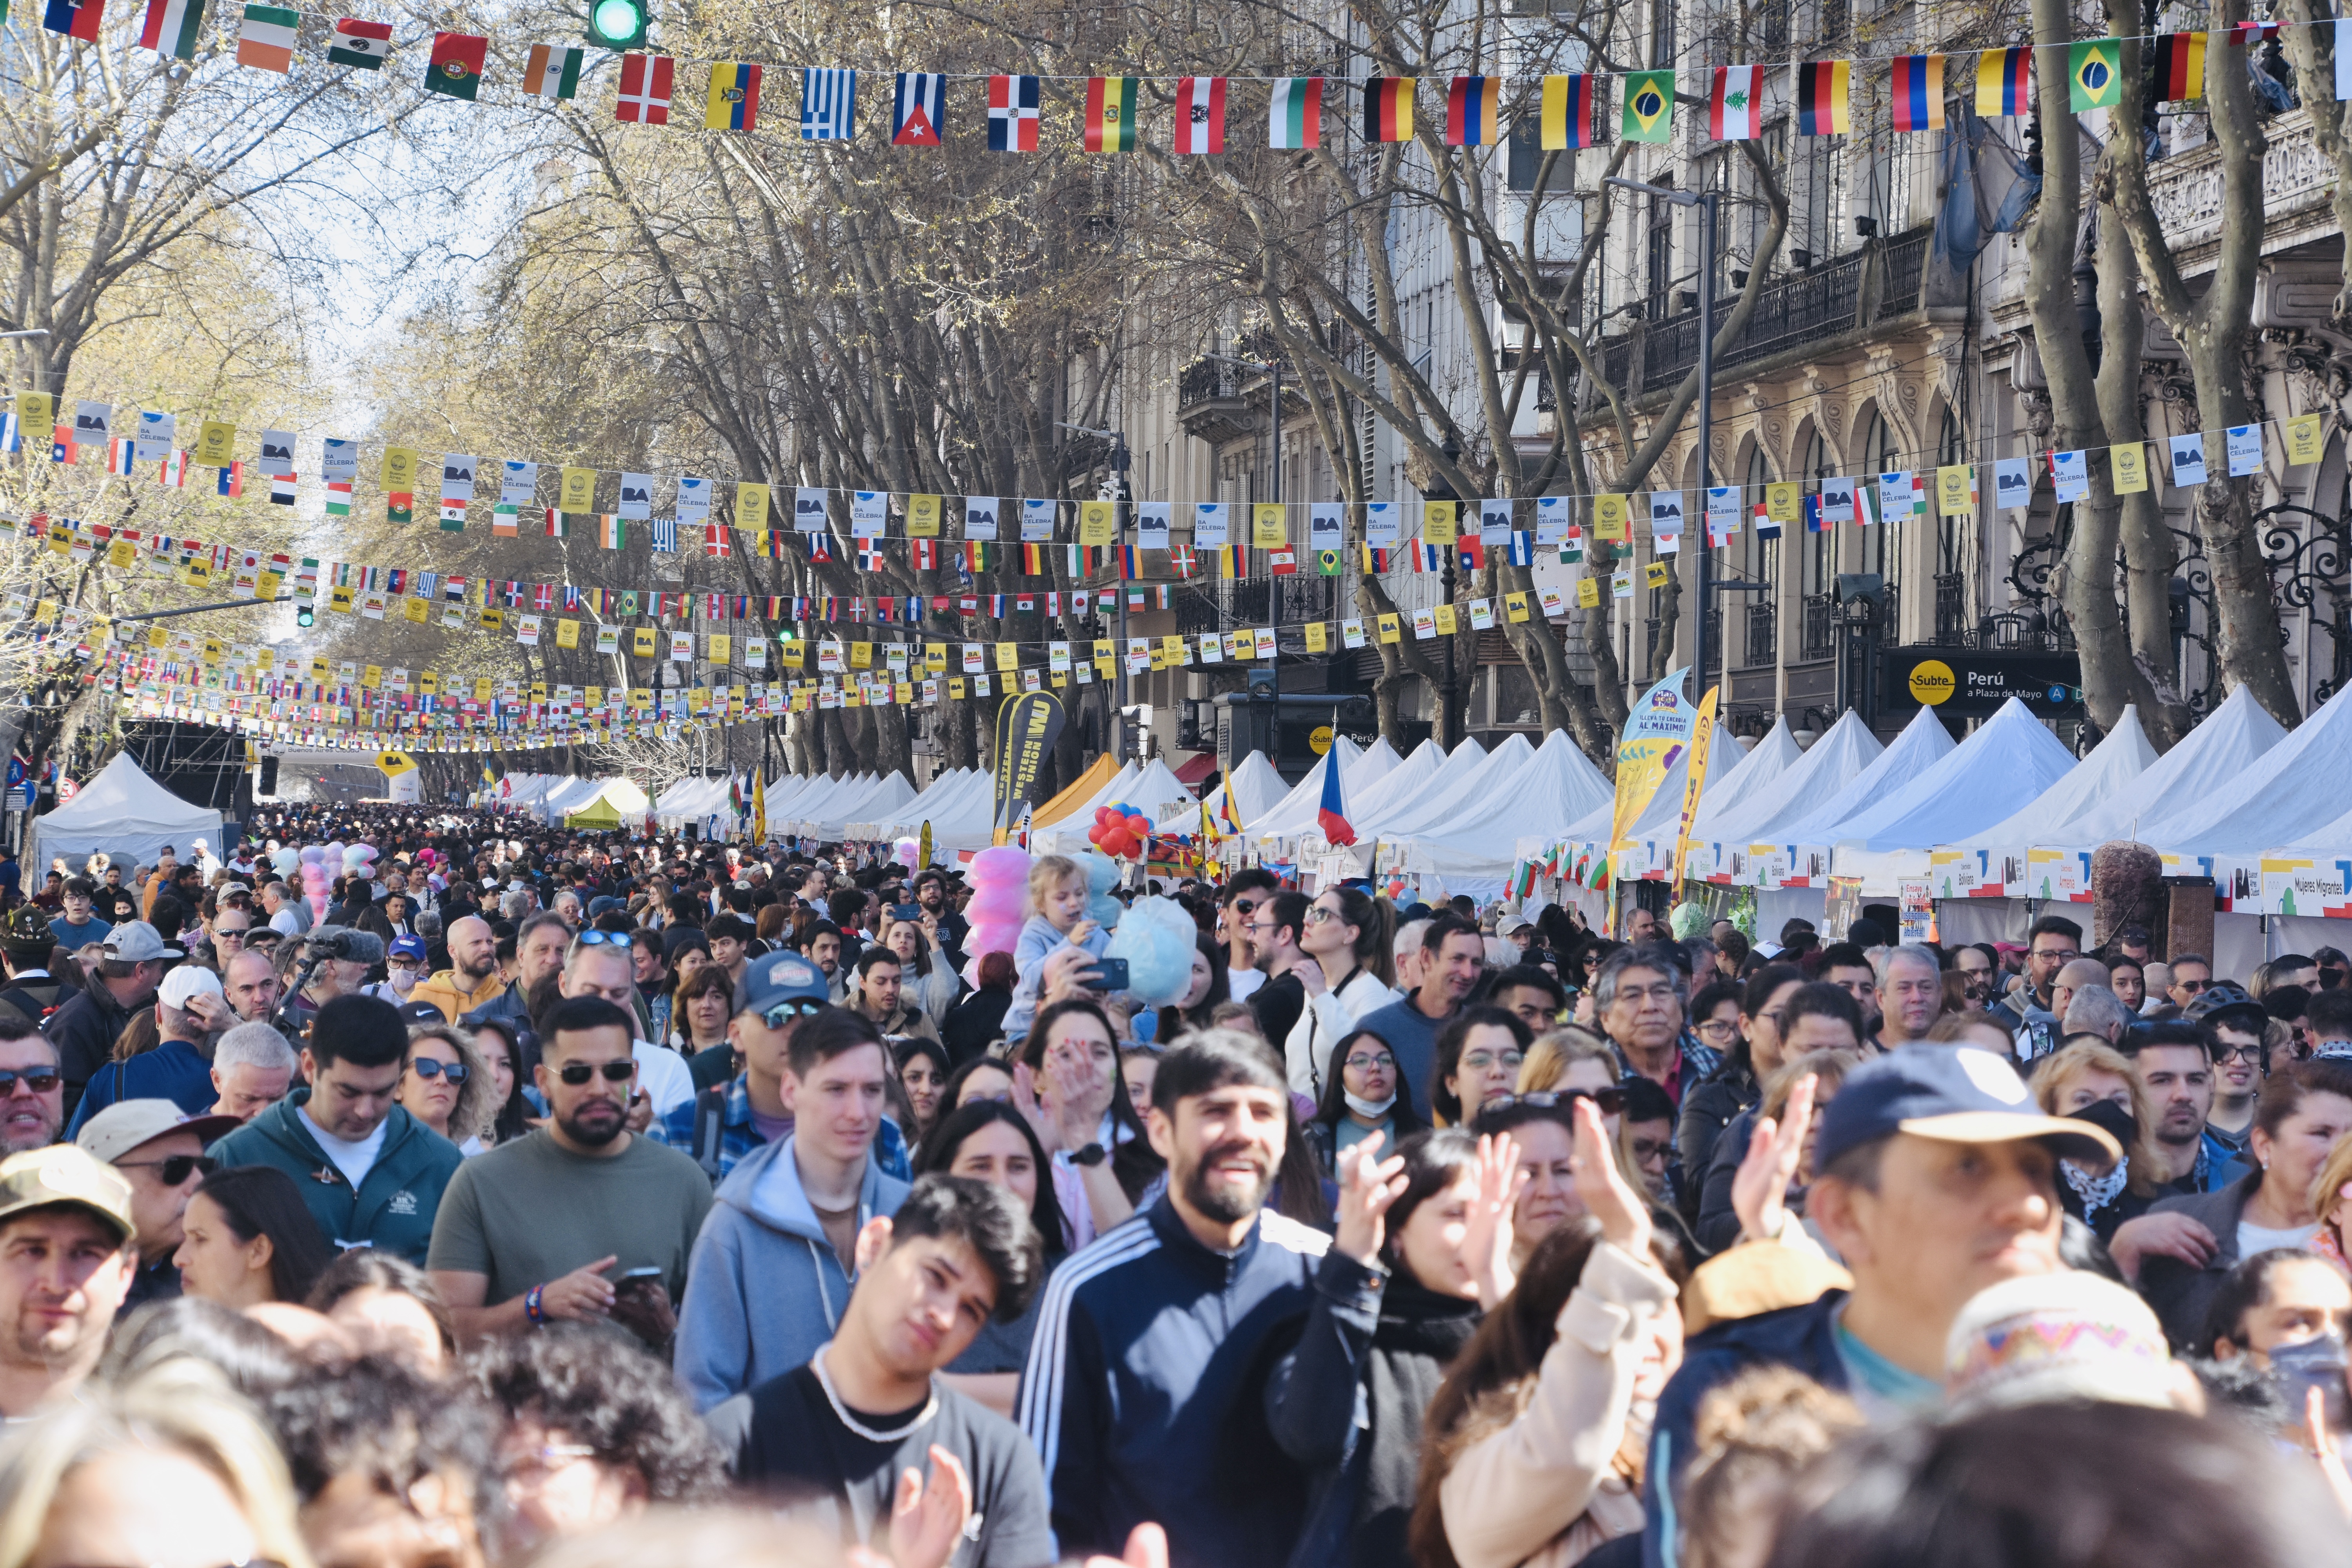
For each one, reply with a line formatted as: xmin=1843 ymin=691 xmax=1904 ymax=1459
xmin=693 ymin=1085 xmax=728 ymax=1182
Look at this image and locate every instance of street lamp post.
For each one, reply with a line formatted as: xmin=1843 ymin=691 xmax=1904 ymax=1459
xmin=1423 ymin=435 xmax=1461 ymax=746
xmin=1606 ymin=177 xmax=1719 ymax=698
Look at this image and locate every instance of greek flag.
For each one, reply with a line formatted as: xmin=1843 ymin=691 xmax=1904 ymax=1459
xmin=802 ymin=67 xmax=856 ymax=140
xmin=651 ymin=518 xmax=678 ymax=553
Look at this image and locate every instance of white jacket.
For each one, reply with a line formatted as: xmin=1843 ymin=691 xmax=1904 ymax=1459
xmin=1283 ymin=966 xmax=1401 ymax=1098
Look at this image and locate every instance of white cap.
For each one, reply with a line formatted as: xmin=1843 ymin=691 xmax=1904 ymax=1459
xmin=157 ymin=965 xmax=224 ymax=1010
xmin=1945 ymin=1270 xmax=2176 ymax=1414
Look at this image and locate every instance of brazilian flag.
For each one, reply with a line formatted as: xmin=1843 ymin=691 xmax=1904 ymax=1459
xmin=1316 ymin=548 xmax=1343 ymax=576
xmin=1622 ymin=70 xmax=1673 ymax=142
xmin=2069 ymin=39 xmax=2120 ymax=110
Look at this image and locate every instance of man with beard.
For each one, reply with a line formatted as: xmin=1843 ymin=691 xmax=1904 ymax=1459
xmin=461 ymin=911 xmax=570 ymax=1029
xmin=1020 ymin=1031 xmax=1346 ymax=1568
xmin=428 ymin=995 xmax=712 ymax=1343
xmin=207 ymin=993 xmax=462 ymax=1263
xmin=1353 ymin=913 xmax=1487 ymax=1108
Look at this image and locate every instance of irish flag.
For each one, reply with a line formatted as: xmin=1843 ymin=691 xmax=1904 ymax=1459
xmin=237 ymin=4 xmax=296 ymax=73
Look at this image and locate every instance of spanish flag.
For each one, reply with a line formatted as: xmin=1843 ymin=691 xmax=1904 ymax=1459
xmin=1362 ymin=76 xmax=1414 ymax=142
xmin=1083 ymin=75 xmax=1137 ymax=152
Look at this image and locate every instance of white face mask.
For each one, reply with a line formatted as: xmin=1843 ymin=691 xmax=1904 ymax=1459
xmin=1344 ymin=1089 xmax=1397 ymax=1119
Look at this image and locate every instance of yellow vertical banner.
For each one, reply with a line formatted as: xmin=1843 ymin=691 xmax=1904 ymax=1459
xmin=1764 ymin=482 xmax=1799 ymax=523
xmin=1252 ymin=503 xmax=1287 ymax=546
xmin=1592 ymin=494 xmax=1630 ymax=540
xmin=1936 ymin=465 xmax=1977 ymax=514
xmin=2110 ymin=444 xmax=2149 ymax=495
xmin=192 ymin=419 xmax=237 ymax=466
xmin=555 ymin=619 xmax=580 ymax=649
xmin=907 ymin=494 xmax=942 ymax=536
xmin=735 ymin=483 xmax=771 ymax=531
xmin=1607 ymin=666 xmax=1702 ymax=912
xmin=1079 ymin=500 xmax=1117 ymax=545
xmin=15 ymin=393 xmax=53 ymax=434
xmin=2286 ymin=413 xmax=2325 ymax=467
xmin=558 ymin=466 xmax=598 ymax=511
xmin=1576 ymin=576 xmax=1601 ymax=607
xmin=380 ymin=447 xmax=418 ymax=492
xmin=1421 ymin=500 xmax=1458 ymax=545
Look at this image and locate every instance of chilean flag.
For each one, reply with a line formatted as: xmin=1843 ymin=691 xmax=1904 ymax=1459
xmin=1316 ymin=744 xmax=1355 ymax=845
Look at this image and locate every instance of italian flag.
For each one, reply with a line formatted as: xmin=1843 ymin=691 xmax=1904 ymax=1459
xmin=138 ymin=0 xmax=205 ymax=61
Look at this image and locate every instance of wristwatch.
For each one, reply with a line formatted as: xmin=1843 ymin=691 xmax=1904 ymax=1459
xmin=1063 ymin=1142 xmax=1107 ymax=1167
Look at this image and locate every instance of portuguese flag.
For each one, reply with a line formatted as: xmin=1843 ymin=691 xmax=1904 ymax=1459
xmin=425 ymin=31 xmax=486 ymax=101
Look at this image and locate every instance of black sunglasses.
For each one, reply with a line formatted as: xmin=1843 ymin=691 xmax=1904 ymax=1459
xmin=556 ymin=1060 xmax=637 ymax=1085
xmin=0 ymin=1069 xmax=60 ymax=1096
xmin=116 ymin=1154 xmax=218 ymax=1185
xmin=1487 ymin=1086 xmax=1627 ymax=1116
xmin=408 ymin=1059 xmax=469 ymax=1084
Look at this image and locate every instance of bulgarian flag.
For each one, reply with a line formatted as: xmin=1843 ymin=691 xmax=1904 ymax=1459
xmin=324 ymin=479 xmax=352 ymax=515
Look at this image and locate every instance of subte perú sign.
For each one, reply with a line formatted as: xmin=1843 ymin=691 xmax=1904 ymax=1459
xmin=1883 ymin=648 xmax=2082 ymax=716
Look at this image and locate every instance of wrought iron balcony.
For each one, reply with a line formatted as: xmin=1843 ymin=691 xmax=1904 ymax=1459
xmin=1744 ymin=599 xmax=1779 ymax=667
xmin=1800 ymin=592 xmax=1838 ymax=659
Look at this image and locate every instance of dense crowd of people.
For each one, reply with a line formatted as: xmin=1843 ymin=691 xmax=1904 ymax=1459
xmin=0 ymin=800 xmax=2343 ymax=1568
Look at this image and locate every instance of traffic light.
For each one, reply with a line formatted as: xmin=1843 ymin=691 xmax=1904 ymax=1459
xmin=296 ymin=603 xmax=314 ymax=628
xmin=587 ymin=0 xmax=647 ymax=50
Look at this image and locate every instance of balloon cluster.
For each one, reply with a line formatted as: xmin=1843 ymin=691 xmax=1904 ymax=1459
xmin=964 ymin=846 xmax=1031 ymax=960
xmin=1087 ymin=802 xmax=1151 ymax=861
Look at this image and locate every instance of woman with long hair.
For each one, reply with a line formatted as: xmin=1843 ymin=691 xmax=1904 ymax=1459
xmin=174 ymin=1166 xmax=336 ymax=1308
xmin=1283 ymin=886 xmax=1401 ymax=1098
xmin=942 ymin=950 xmax=1020 ymax=1066
xmin=918 ymin=1098 xmax=1068 ymax=1419
xmin=1411 ymin=1101 xmax=1688 ymax=1568
xmin=470 ymin=1016 xmax=535 ymax=1145
xmin=307 ymin=1251 xmax=458 ymax=1377
xmin=1267 ymin=1129 xmax=1519 ymax=1568
xmin=894 ymin=1036 xmax=953 ymax=1143
xmin=1155 ymin=931 xmax=1230 ymax=1043
xmin=1014 ymin=997 xmax=1165 ymax=1248
xmin=667 ymin=966 xmax=734 ymax=1060
xmin=1431 ymin=1007 xmax=1536 ymax=1127
xmin=2031 ymin=1038 xmax=2166 ymax=1240
xmin=1675 ymin=963 xmax=1804 ymax=1224
xmin=881 ymin=915 xmax=962 ymax=1025
xmin=1308 ymin=1029 xmax=1430 ymax=1175
xmin=396 ymin=1024 xmax=495 ymax=1154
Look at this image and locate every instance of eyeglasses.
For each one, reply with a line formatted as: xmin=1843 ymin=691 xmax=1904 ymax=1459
xmin=116 ymin=1154 xmax=217 ymax=1185
xmin=1305 ymin=906 xmax=1345 ymax=924
xmin=1694 ymin=1019 xmax=1740 ymax=1040
xmin=1231 ymin=898 xmax=1261 ymax=915
xmin=387 ymin=957 xmax=422 ymax=972
xmin=556 ymin=1060 xmax=637 ymax=1085
xmin=1461 ymin=1050 xmax=1526 ymax=1072
xmin=0 ymin=1069 xmax=60 ymax=1096
xmin=760 ymin=1000 xmax=828 ymax=1028
xmin=1486 ymin=1086 xmax=1626 ymax=1116
xmin=408 ymin=1058 xmax=469 ymax=1084
xmin=2031 ymin=948 xmax=2080 ymax=963
xmin=2216 ymin=1042 xmax=2266 ymax=1065
xmin=1343 ymin=1053 xmax=1396 ymax=1072
xmin=2176 ymin=978 xmax=2212 ymax=993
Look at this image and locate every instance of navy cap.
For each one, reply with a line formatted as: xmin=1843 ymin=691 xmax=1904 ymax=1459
xmin=740 ymin=949 xmax=829 ymax=1016
xmin=1814 ymin=1046 xmax=2122 ymax=1172
xmin=389 ymin=934 xmax=428 ymax=962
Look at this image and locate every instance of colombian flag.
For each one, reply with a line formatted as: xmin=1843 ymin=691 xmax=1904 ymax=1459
xmin=1218 ymin=544 xmax=1249 ymax=578
xmin=1890 ymin=54 xmax=1943 ymax=131
xmin=1362 ymin=76 xmax=1414 ymax=142
xmin=1445 ymin=75 xmax=1500 ymax=145
xmin=1539 ymin=74 xmax=1597 ymax=149
xmin=1975 ymin=47 xmax=2030 ymax=116
xmin=1083 ymin=76 xmax=1137 ymax=152
xmin=706 ymin=62 xmax=762 ymax=130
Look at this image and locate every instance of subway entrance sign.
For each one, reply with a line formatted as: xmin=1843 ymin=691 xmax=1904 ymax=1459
xmin=1882 ymin=647 xmax=2082 ymax=717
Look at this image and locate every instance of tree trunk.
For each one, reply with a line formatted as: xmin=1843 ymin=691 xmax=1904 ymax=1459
xmin=2090 ymin=194 xmax=2180 ymax=737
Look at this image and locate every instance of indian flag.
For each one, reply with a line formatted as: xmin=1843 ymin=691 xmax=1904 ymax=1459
xmin=237 ymin=3 xmax=297 ymax=72
xmin=323 ymin=479 xmax=351 ymax=514
xmin=598 ymin=514 xmax=624 ymax=548
xmin=1269 ymin=76 xmax=1321 ymax=148
xmin=138 ymin=0 xmax=206 ymax=60
xmin=523 ymin=42 xmax=582 ymax=100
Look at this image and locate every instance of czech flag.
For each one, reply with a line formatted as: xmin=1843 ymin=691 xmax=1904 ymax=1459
xmin=1316 ymin=742 xmax=1355 ymax=845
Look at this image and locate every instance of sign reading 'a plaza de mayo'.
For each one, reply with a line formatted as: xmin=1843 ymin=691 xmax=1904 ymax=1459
xmin=1884 ymin=648 xmax=2083 ymax=716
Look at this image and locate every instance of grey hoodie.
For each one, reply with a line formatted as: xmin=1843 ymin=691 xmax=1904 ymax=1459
xmin=671 ymin=1132 xmax=910 ymax=1412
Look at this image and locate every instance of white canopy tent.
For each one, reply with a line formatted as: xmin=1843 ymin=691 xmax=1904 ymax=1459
xmin=1405 ymin=730 xmax=1613 ymax=880
xmin=2134 ymin=688 xmax=2352 ymax=858
xmin=1246 ymin=737 xmax=1366 ymax=840
xmin=558 ymin=777 xmax=651 ymax=827
xmin=1344 ymin=739 xmax=1448 ymax=832
xmin=1828 ymin=698 xmax=2082 ymax=892
xmin=1200 ymin=751 xmax=1290 ymax=833
xmin=1936 ymin=706 xmax=2161 ymax=899
xmin=1775 ymin=706 xmax=1959 ymax=848
xmin=779 ymin=772 xmax=869 ymax=833
xmin=806 ymin=773 xmax=916 ymax=840
xmin=861 ymin=768 xmax=977 ymax=841
xmin=1379 ymin=733 xmax=1537 ymax=840
xmin=25 ymin=753 xmax=225 ymax=878
xmin=1035 ymin=759 xmax=1198 ymax=850
xmin=1692 ymin=709 xmax=1887 ymax=844
xmin=2052 ymin=685 xmax=2288 ymax=849
xmin=1356 ymin=738 xmax=1489 ymax=838
xmin=926 ymin=772 xmax=1006 ymax=855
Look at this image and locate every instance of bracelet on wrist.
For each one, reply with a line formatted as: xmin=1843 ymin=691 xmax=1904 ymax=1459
xmin=524 ymin=1283 xmax=548 ymax=1326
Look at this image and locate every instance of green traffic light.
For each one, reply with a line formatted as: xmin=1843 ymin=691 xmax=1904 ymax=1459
xmin=587 ymin=0 xmax=646 ymax=49
xmin=297 ymin=605 xmax=314 ymax=628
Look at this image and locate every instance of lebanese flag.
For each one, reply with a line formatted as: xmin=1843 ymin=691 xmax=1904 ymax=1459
xmin=1172 ymin=75 xmax=1225 ymax=154
xmin=1710 ymin=64 xmax=1764 ymax=140
xmin=1316 ymin=744 xmax=1355 ymax=845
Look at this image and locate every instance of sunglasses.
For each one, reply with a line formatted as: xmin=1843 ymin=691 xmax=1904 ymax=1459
xmin=0 ymin=1070 xmax=60 ymax=1096
xmin=556 ymin=1060 xmax=637 ymax=1085
xmin=116 ymin=1154 xmax=217 ymax=1185
xmin=2176 ymin=978 xmax=2212 ymax=993
xmin=408 ymin=1058 xmax=468 ymax=1084
xmin=573 ymin=930 xmax=628 ymax=947
xmin=1487 ymin=1086 xmax=1626 ymax=1116
xmin=760 ymin=1000 xmax=828 ymax=1028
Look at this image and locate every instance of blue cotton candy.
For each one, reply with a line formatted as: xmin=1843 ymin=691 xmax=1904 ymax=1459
xmin=1106 ymin=895 xmax=1198 ymax=1005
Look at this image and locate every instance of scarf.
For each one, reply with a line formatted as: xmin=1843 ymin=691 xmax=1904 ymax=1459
xmin=1352 ymin=1277 xmax=1481 ymax=1568
xmin=2063 ymin=1155 xmax=2129 ymax=1216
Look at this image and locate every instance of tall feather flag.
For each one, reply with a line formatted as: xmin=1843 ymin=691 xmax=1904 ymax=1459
xmin=1316 ymin=725 xmax=1356 ymax=844
xmin=1445 ymin=74 xmax=1500 ymax=145
xmin=1889 ymin=54 xmax=1943 ymax=130
xmin=1539 ymin=73 xmax=1599 ymax=149
xmin=1363 ymin=76 xmax=1414 ymax=141
xmin=1794 ymin=60 xmax=1848 ymax=134
xmin=1269 ymin=76 xmax=1321 ymax=148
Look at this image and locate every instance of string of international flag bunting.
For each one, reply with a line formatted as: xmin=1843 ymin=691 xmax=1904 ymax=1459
xmin=51 ymin=0 xmax=2352 ymax=147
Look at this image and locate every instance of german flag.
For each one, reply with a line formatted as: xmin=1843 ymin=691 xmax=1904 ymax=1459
xmin=2151 ymin=32 xmax=2204 ymax=102
xmin=1362 ymin=77 xmax=1414 ymax=142
xmin=1795 ymin=60 xmax=1849 ymax=136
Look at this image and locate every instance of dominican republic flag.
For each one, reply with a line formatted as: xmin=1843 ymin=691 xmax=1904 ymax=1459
xmin=1173 ymin=75 xmax=1225 ymax=153
xmin=802 ymin=67 xmax=856 ymax=140
xmin=1710 ymin=65 xmax=1764 ymax=139
xmin=1317 ymin=739 xmax=1356 ymax=845
xmin=892 ymin=71 xmax=944 ymax=145
xmin=138 ymin=0 xmax=204 ymax=59
xmin=616 ymin=54 xmax=675 ymax=123
xmin=989 ymin=74 xmax=1040 ymax=150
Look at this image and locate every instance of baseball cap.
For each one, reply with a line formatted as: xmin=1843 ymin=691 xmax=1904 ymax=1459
xmin=389 ymin=934 xmax=428 ymax=963
xmin=102 ymin=921 xmax=183 ymax=963
xmin=396 ymin=1000 xmax=446 ymax=1025
xmin=1 ymin=906 xmax=52 ymax=954
xmin=1497 ymin=913 xmax=1531 ymax=937
xmin=1945 ymin=1271 xmax=2177 ymax=1414
xmin=741 ymin=949 xmax=829 ymax=1016
xmin=74 ymin=1100 xmax=241 ymax=1165
xmin=1813 ymin=1045 xmax=2122 ymax=1171
xmin=0 ymin=1144 xmax=134 ymax=1243
xmin=157 ymin=965 xmax=224 ymax=1010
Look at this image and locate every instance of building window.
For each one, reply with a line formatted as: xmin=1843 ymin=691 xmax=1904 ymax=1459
xmin=1860 ymin=411 xmax=1898 ymax=589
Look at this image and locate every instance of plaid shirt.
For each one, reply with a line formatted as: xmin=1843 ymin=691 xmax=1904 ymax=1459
xmin=1612 ymin=1030 xmax=1724 ymax=1108
xmin=653 ymin=1074 xmax=911 ymax=1183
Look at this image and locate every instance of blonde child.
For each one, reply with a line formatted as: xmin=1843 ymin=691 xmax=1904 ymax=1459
xmin=1000 ymin=854 xmax=1111 ymax=1041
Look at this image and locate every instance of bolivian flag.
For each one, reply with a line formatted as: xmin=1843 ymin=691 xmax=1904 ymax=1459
xmin=1084 ymin=76 xmax=1137 ymax=152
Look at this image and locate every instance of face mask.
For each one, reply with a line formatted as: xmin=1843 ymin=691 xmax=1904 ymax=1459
xmin=1344 ymin=1089 xmax=1397 ymax=1119
xmin=2067 ymin=1095 xmax=2138 ymax=1150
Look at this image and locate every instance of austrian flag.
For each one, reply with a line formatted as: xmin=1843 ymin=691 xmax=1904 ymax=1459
xmin=1173 ymin=75 xmax=1225 ymax=154
xmin=1711 ymin=64 xmax=1763 ymax=139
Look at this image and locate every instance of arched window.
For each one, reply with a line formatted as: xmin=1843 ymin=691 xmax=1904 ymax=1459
xmin=1741 ymin=443 xmax=1779 ymax=668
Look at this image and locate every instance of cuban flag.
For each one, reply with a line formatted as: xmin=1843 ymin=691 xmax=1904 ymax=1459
xmin=1316 ymin=740 xmax=1355 ymax=845
xmin=892 ymin=71 xmax=944 ymax=145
